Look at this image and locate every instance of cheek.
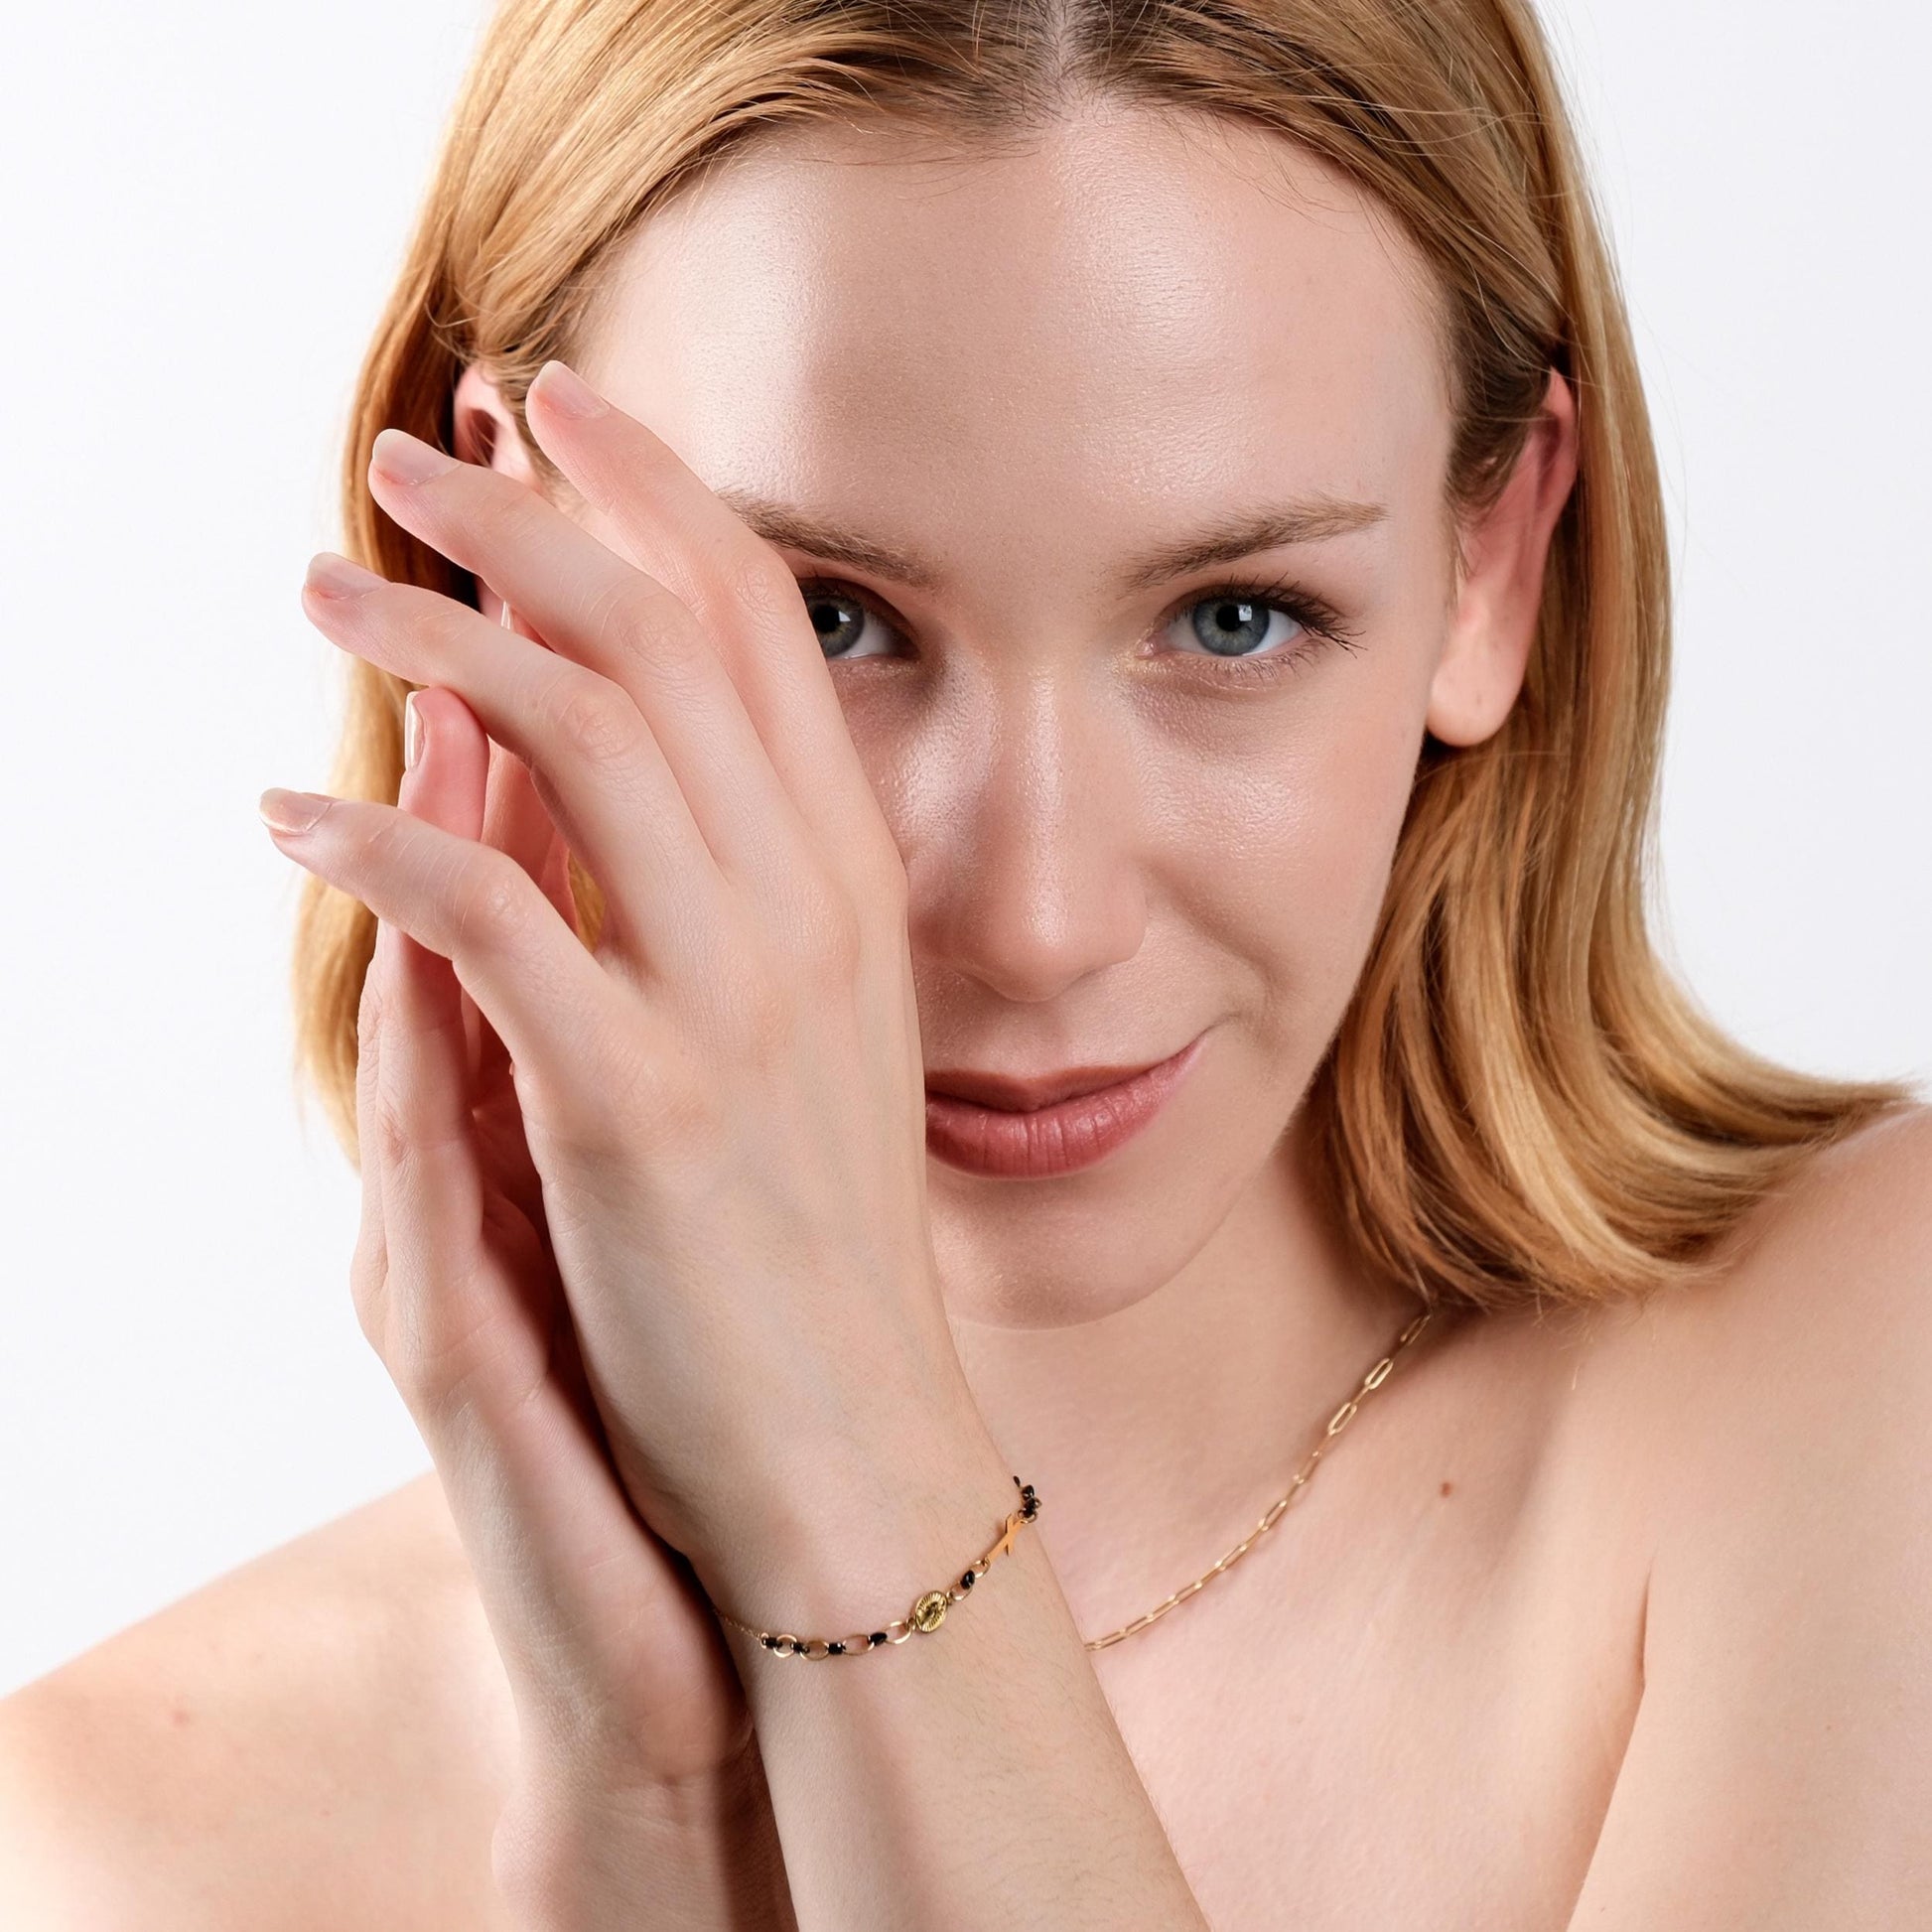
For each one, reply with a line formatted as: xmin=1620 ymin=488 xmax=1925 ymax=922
xmin=839 ymin=640 xmax=1433 ymax=1020
xmin=1276 ymin=688 xmax=1430 ymax=980
xmin=1132 ymin=664 xmax=1435 ymax=1014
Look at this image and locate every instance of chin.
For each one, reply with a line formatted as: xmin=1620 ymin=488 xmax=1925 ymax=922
xmin=923 ymin=1136 xmax=1275 ymax=1335
xmin=927 ymin=1231 xmax=1183 ymax=1330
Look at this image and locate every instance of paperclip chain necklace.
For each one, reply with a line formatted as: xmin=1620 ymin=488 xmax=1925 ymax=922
xmin=1081 ymin=1304 xmax=1438 ymax=1651
xmin=718 ymin=1304 xmax=1440 ymax=1660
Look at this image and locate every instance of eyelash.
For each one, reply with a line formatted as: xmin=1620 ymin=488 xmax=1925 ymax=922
xmin=794 ymin=573 xmax=1363 ymax=686
xmin=1170 ymin=575 xmax=1364 ymax=684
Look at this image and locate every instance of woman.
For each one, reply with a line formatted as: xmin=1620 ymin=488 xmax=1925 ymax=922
xmin=3 ymin=0 xmax=1926 ymax=1923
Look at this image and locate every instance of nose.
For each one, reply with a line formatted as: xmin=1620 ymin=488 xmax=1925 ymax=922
xmin=906 ymin=679 xmax=1148 ymax=1005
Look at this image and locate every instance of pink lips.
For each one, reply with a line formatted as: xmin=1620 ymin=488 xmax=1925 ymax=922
xmin=924 ymin=1035 xmax=1205 ymax=1178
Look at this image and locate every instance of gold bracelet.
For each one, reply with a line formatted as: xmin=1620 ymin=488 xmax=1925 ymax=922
xmin=715 ymin=1476 xmax=1040 ymax=1659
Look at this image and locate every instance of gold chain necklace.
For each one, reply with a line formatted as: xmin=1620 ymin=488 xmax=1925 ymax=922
xmin=1080 ymin=1304 xmax=1437 ymax=1650
xmin=720 ymin=1304 xmax=1439 ymax=1660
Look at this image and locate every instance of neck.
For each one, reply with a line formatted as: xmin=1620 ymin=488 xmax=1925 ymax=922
xmin=946 ymin=1111 xmax=1434 ymax=1644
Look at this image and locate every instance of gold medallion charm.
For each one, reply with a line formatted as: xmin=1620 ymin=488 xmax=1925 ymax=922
xmin=714 ymin=1475 xmax=1044 ymax=1660
xmin=719 ymin=1310 xmax=1432 ymax=1660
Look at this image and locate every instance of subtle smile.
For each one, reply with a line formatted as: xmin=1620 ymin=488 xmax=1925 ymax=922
xmin=923 ymin=1034 xmax=1206 ymax=1178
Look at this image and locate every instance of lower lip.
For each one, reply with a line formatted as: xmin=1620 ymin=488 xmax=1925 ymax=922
xmin=924 ymin=1035 xmax=1205 ymax=1179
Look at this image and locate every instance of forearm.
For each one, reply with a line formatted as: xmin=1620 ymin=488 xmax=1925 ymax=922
xmin=497 ymin=1752 xmax=799 ymax=1932
xmin=712 ymin=1420 xmax=1210 ymax=1932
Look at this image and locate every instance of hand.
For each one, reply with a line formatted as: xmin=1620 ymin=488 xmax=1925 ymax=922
xmin=264 ymin=355 xmax=1002 ymax=1631
xmin=345 ymin=685 xmax=796 ymax=1927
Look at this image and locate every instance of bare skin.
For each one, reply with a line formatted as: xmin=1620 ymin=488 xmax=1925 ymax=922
xmin=7 ymin=1105 xmax=1932 ymax=1928
xmin=5 ymin=99 xmax=1928 ymax=1927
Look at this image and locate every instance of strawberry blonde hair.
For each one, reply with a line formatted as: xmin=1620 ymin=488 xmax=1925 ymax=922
xmin=289 ymin=0 xmax=1917 ymax=1312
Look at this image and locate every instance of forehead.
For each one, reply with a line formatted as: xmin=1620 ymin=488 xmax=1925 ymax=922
xmin=577 ymin=98 xmax=1452 ymax=590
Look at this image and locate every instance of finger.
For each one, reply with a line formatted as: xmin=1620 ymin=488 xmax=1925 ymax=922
xmin=301 ymin=559 xmax=724 ymax=976
xmin=375 ymin=687 xmax=494 ymax=1361
xmin=361 ymin=429 xmax=824 ymax=899
xmin=376 ymin=684 xmax=552 ymax=1465
xmin=464 ymin=603 xmax=575 ymax=1142
xmin=483 ymin=602 xmax=580 ymax=933
xmin=351 ymin=905 xmax=396 ymax=1338
xmin=473 ymin=741 xmax=561 ymax=1099
xmin=374 ymin=695 xmax=733 ymax=1748
xmin=524 ymin=358 xmax=888 ymax=870
xmin=446 ymin=610 xmax=571 ymax=1237
xmin=475 ymin=715 xmax=562 ymax=1226
xmin=484 ymin=747 xmax=573 ymax=929
xmin=258 ymin=785 xmax=645 ymax=1156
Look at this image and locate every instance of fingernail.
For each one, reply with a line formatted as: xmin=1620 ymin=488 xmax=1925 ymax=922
xmin=403 ymin=691 xmax=424 ymax=771
xmin=533 ymin=360 xmax=609 ymax=420
xmin=306 ymin=551 xmax=384 ymax=600
xmin=370 ymin=427 xmax=458 ymax=486
xmin=258 ymin=787 xmax=333 ymax=835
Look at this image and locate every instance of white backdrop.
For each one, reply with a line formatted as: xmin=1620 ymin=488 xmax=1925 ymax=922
xmin=2 ymin=0 xmax=1926 ymax=1696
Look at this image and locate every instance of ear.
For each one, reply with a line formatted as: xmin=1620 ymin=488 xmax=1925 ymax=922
xmin=452 ymin=364 xmax=542 ymax=626
xmin=1425 ymin=368 xmax=1580 ymax=747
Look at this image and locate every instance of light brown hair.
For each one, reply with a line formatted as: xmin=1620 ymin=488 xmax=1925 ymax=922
xmin=290 ymin=0 xmax=1918 ymax=1312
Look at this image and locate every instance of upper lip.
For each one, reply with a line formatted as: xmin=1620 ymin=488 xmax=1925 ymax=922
xmin=923 ymin=1052 xmax=1177 ymax=1113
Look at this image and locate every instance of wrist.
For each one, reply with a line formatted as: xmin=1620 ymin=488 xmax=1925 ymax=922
xmin=698 ymin=1398 xmax=1027 ymax=1649
xmin=496 ymin=1751 xmax=797 ymax=1932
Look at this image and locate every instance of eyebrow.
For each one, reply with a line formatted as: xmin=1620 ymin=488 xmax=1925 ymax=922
xmin=709 ymin=486 xmax=1387 ymax=597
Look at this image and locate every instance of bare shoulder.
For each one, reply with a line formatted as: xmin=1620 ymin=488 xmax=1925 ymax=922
xmin=1465 ymin=1099 xmax=1932 ymax=1500
xmin=0 ymin=1472 xmax=515 ymax=1931
xmin=1661 ymin=1093 xmax=1932 ymax=1549
xmin=1706 ymin=1096 xmax=1931 ymax=1311
xmin=1554 ymin=1101 xmax=1932 ymax=1925
xmin=1599 ymin=1097 xmax=1932 ymax=1397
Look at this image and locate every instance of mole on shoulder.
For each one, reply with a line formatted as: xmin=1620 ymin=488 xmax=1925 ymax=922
xmin=1439 ymin=1479 xmax=1454 ymax=1496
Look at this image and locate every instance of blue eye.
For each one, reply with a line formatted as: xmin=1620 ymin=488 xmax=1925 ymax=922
xmin=796 ymin=575 xmax=1360 ymax=680
xmin=1171 ymin=590 xmax=1309 ymax=661
xmin=803 ymin=585 xmax=894 ymax=661
xmin=1158 ymin=577 xmax=1361 ymax=684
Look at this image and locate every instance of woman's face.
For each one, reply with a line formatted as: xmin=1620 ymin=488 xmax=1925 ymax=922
xmin=558 ymin=98 xmax=1508 ymax=1327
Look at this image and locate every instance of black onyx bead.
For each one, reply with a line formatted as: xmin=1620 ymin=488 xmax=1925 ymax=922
xmin=960 ymin=1569 xmax=976 ymax=1588
xmin=827 ymin=1641 xmax=846 ymax=1656
xmin=760 ymin=1635 xmax=776 ymax=1648
xmin=869 ymin=1631 xmax=888 ymax=1647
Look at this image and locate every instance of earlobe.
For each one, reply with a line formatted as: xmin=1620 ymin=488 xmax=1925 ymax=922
xmin=452 ymin=363 xmax=540 ymax=484
xmin=1425 ymin=368 xmax=1580 ymax=748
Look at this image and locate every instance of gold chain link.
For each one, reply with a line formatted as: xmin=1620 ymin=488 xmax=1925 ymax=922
xmin=1081 ymin=1306 xmax=1437 ymax=1650
xmin=716 ymin=1475 xmax=1041 ymax=1659
xmin=719 ymin=1305 xmax=1438 ymax=1659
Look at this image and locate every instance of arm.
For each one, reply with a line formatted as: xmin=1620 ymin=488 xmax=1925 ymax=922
xmin=713 ymin=1409 xmax=1210 ymax=1931
xmin=270 ymin=361 xmax=1207 ymax=1931
xmin=1565 ymin=1106 xmax=1932 ymax=1929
